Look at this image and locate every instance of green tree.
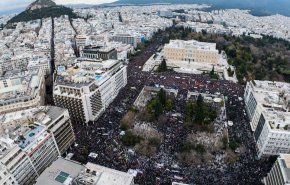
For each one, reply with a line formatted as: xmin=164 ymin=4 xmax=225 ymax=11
xmin=165 ymin=99 xmax=173 ymax=110
xmin=158 ymin=88 xmax=166 ymax=106
xmin=154 ymin=100 xmax=163 ymax=118
xmin=196 ymin=94 xmax=204 ymax=108
xmin=158 ymin=59 xmax=168 ymax=72
xmin=121 ymin=131 xmax=142 ymax=146
xmin=227 ymin=67 xmax=234 ymax=77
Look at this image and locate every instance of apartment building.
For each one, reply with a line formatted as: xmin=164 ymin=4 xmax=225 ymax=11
xmin=0 ymin=69 xmax=45 ymax=114
xmin=112 ymin=34 xmax=137 ymax=48
xmin=0 ymin=106 xmax=75 ymax=185
xmin=76 ymin=34 xmax=88 ymax=50
xmin=53 ymin=59 xmax=127 ymax=123
xmin=244 ymin=80 xmax=290 ymax=157
xmin=263 ymin=154 xmax=290 ymax=185
xmin=163 ymin=39 xmax=219 ymax=63
xmin=0 ymin=164 xmax=17 ymax=185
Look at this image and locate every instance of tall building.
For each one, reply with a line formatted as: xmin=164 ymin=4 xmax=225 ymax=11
xmin=0 ymin=69 xmax=45 ymax=114
xmin=263 ymin=154 xmax=290 ymax=185
xmin=53 ymin=59 xmax=127 ymax=123
xmin=163 ymin=40 xmax=219 ymax=63
xmin=244 ymin=80 xmax=290 ymax=157
xmin=0 ymin=106 xmax=75 ymax=185
xmin=76 ymin=34 xmax=88 ymax=50
xmin=35 ymin=157 xmax=135 ymax=185
xmin=80 ymin=45 xmax=117 ymax=60
xmin=112 ymin=34 xmax=137 ymax=48
xmin=0 ymin=164 xmax=17 ymax=185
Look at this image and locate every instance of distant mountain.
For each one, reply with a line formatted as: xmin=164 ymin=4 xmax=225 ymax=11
xmin=101 ymin=0 xmax=290 ymax=16
xmin=27 ymin=0 xmax=57 ymax=11
xmin=7 ymin=0 xmax=79 ymax=24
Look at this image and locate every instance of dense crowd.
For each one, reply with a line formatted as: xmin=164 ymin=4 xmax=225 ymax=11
xmin=70 ymin=38 xmax=273 ymax=185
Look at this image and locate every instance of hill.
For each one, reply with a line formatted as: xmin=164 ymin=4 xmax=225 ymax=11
xmin=7 ymin=0 xmax=78 ymax=24
xmin=27 ymin=0 xmax=57 ymax=10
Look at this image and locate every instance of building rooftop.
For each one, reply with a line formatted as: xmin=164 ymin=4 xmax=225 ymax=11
xmin=164 ymin=39 xmax=217 ymax=51
xmin=0 ymin=69 xmax=43 ymax=105
xmin=250 ymin=80 xmax=290 ymax=113
xmin=249 ymin=80 xmax=290 ymax=132
xmin=0 ymin=106 xmax=67 ymax=158
xmin=82 ymin=162 xmax=134 ymax=185
xmin=35 ymin=158 xmax=134 ymax=185
xmin=35 ymin=158 xmax=84 ymax=185
xmin=82 ymin=45 xmax=115 ymax=54
xmin=55 ymin=59 xmax=123 ymax=88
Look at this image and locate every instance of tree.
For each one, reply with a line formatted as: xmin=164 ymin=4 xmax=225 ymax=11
xmin=154 ymin=100 xmax=163 ymax=118
xmin=158 ymin=59 xmax=168 ymax=72
xmin=158 ymin=88 xmax=166 ymax=106
xmin=209 ymin=66 xmax=219 ymax=79
xmin=165 ymin=99 xmax=173 ymax=110
xmin=121 ymin=131 xmax=142 ymax=146
xmin=196 ymin=94 xmax=204 ymax=108
xmin=227 ymin=67 xmax=234 ymax=77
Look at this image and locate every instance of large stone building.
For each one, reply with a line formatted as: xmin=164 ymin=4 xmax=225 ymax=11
xmin=163 ymin=39 xmax=219 ymax=63
xmin=53 ymin=59 xmax=127 ymax=123
xmin=0 ymin=106 xmax=75 ymax=185
xmin=80 ymin=45 xmax=117 ymax=60
xmin=244 ymin=80 xmax=290 ymax=157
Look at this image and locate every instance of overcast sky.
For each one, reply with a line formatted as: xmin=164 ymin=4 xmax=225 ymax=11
xmin=0 ymin=0 xmax=116 ymax=14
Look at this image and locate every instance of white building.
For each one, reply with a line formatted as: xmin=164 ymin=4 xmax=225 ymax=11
xmin=53 ymin=59 xmax=127 ymax=123
xmin=112 ymin=34 xmax=138 ymax=48
xmin=0 ymin=69 xmax=45 ymax=114
xmin=163 ymin=39 xmax=219 ymax=63
xmin=0 ymin=164 xmax=17 ymax=185
xmin=263 ymin=154 xmax=290 ymax=185
xmin=35 ymin=157 xmax=135 ymax=185
xmin=0 ymin=106 xmax=75 ymax=185
xmin=244 ymin=80 xmax=290 ymax=157
xmin=76 ymin=34 xmax=88 ymax=50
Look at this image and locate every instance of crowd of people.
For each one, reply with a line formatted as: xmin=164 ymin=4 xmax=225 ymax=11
xmin=70 ymin=38 xmax=274 ymax=185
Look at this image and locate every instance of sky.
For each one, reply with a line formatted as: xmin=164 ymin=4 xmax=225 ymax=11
xmin=0 ymin=0 xmax=116 ymax=14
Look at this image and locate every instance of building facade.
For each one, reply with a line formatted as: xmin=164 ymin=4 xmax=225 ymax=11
xmin=0 ymin=106 xmax=75 ymax=185
xmin=163 ymin=40 xmax=219 ymax=63
xmin=112 ymin=34 xmax=137 ymax=48
xmin=0 ymin=69 xmax=45 ymax=114
xmin=80 ymin=45 xmax=117 ymax=60
xmin=263 ymin=154 xmax=290 ymax=185
xmin=244 ymin=80 xmax=290 ymax=157
xmin=54 ymin=59 xmax=127 ymax=123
